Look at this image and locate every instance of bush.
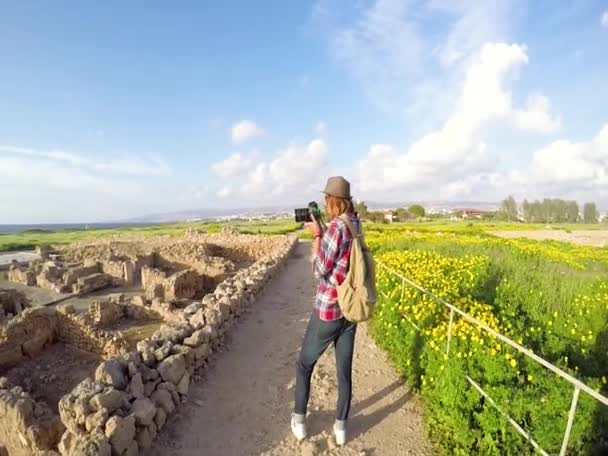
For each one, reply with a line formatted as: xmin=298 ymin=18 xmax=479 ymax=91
xmin=370 ymin=231 xmax=608 ymax=455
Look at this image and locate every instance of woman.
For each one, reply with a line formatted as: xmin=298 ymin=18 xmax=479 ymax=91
xmin=291 ymin=176 xmax=362 ymax=446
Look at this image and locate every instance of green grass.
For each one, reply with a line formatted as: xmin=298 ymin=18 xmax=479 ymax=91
xmin=369 ymin=226 xmax=608 ymax=454
xmin=297 ymin=218 xmax=607 ymax=241
xmin=364 ymin=219 xmax=606 ymax=233
xmin=0 ymin=218 xmax=302 ymax=252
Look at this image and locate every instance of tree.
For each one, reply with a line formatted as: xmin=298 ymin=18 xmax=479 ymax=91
xmin=500 ymin=196 xmax=518 ymax=221
xmin=522 ymin=199 xmax=531 ymax=222
xmin=366 ymin=211 xmax=385 ymax=223
xmin=566 ymin=201 xmax=580 ymax=223
xmin=408 ymin=204 xmax=426 ymax=218
xmin=395 ymin=207 xmax=412 ymax=221
xmin=583 ymin=202 xmax=599 ymax=224
xmin=354 ymin=201 xmax=368 ymax=218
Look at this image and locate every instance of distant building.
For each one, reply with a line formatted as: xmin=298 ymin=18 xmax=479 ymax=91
xmin=384 ymin=210 xmax=397 ymax=223
xmin=452 ymin=208 xmax=492 ymax=220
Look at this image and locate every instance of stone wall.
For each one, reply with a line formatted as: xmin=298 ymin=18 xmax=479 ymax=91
xmin=0 ymin=234 xmax=297 ymax=455
xmin=0 ymin=307 xmax=57 ymax=370
xmin=55 ymin=313 xmax=128 ymax=360
xmin=0 ymin=289 xmax=30 ymax=323
xmin=8 ymin=260 xmax=112 ymax=296
xmin=140 ymin=267 xmax=167 ymax=301
xmin=0 ymin=377 xmax=64 ymax=456
xmin=140 ymin=266 xmax=215 ymax=303
xmin=56 ymin=235 xmax=298 ymax=456
xmin=0 ymin=305 xmax=129 ymax=373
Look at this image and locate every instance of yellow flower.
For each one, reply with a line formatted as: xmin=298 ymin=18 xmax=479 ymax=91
xmin=510 ymin=359 xmax=517 ymax=368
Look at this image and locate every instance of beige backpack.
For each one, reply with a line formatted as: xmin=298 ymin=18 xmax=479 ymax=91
xmin=336 ymin=214 xmax=377 ymax=323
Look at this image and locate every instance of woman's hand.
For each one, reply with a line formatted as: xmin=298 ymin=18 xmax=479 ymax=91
xmin=304 ymin=221 xmax=322 ymax=238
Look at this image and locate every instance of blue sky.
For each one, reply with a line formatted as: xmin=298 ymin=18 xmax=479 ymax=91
xmin=1 ymin=0 xmax=607 ymax=223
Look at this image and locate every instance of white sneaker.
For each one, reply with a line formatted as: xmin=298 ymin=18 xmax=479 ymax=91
xmin=291 ymin=414 xmax=307 ymax=441
xmin=334 ymin=423 xmax=346 ymax=446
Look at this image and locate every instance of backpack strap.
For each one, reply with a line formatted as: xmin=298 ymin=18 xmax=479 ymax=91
xmin=339 ymin=214 xmax=361 ymax=239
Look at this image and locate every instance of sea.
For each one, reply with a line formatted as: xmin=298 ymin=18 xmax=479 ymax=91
xmin=0 ymin=222 xmax=156 ymax=234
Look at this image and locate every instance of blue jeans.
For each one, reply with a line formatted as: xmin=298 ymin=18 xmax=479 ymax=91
xmin=294 ymin=310 xmax=357 ymax=421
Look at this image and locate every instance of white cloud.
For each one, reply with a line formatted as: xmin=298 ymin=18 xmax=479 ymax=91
xmin=0 ymin=145 xmax=171 ymax=177
xmin=230 ymin=120 xmax=264 ymax=145
xmin=512 ymin=94 xmax=561 ymax=133
xmin=210 ymin=137 xmax=329 ymax=202
xmin=354 ymin=42 xmax=559 ymax=195
xmin=0 ymin=145 xmax=175 ymax=223
xmin=211 ymin=153 xmax=254 ymax=178
xmin=316 ymin=0 xmax=516 ymax=116
xmin=602 ymin=10 xmax=608 ymax=28
xmin=429 ymin=0 xmax=515 ymax=68
xmin=217 ymin=187 xmax=232 ymax=198
xmin=527 ymin=124 xmax=608 ymax=188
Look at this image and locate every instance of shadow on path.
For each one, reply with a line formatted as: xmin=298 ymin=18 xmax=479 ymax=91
xmin=307 ymin=380 xmax=413 ymax=441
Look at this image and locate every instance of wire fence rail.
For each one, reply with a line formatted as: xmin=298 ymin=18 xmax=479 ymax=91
xmin=375 ymin=260 xmax=608 ymax=456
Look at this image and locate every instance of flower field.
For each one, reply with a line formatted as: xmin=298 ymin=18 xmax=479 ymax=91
xmin=367 ymin=226 xmax=608 ymax=455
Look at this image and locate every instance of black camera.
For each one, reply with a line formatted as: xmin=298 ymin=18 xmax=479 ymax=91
xmin=294 ymin=201 xmax=322 ymax=223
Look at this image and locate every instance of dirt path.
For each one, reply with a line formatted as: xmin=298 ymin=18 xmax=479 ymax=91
xmin=149 ymin=241 xmax=432 ymax=456
xmin=489 ymin=229 xmax=608 ymax=247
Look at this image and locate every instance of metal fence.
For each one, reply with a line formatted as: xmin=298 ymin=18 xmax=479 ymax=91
xmin=375 ymin=260 xmax=608 ymax=456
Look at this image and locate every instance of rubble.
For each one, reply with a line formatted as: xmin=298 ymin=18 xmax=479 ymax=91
xmin=0 ymin=289 xmax=30 ymax=323
xmin=54 ymin=234 xmax=297 ymax=455
xmin=0 ymin=232 xmax=298 ymax=455
xmin=0 ymin=377 xmax=64 ymax=456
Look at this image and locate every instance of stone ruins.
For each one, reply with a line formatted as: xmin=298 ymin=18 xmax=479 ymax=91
xmin=0 ymin=232 xmax=298 ymax=455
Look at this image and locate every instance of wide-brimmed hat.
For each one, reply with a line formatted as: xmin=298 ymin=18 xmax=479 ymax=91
xmin=322 ymin=176 xmax=351 ymax=200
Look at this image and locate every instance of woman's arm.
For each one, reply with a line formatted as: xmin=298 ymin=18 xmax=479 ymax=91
xmin=312 ymin=221 xmax=342 ymax=283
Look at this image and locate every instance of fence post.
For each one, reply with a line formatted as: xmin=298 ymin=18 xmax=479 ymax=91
xmin=446 ymin=307 xmax=455 ymax=354
xmin=559 ymin=386 xmax=581 ymax=456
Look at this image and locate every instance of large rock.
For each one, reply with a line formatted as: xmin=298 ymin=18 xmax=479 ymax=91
xmin=144 ymin=378 xmax=161 ymax=398
xmin=85 ymin=408 xmax=110 ymax=433
xmin=105 ymin=415 xmax=136 ymax=455
xmin=59 ymin=379 xmax=104 ymax=434
xmin=151 ymin=389 xmax=175 ymax=415
xmin=124 ymin=441 xmax=139 ymax=456
xmin=73 ymin=273 xmax=112 ymax=295
xmin=154 ymin=408 xmax=167 ymax=430
xmin=189 ymin=309 xmax=205 ymax=330
xmin=140 ymin=365 xmax=159 ymax=382
xmin=193 ymin=343 xmax=210 ymax=362
xmin=153 ymin=322 xmax=193 ymax=343
xmin=90 ymin=389 xmax=123 ymax=413
xmin=136 ymin=427 xmax=153 ymax=450
xmin=129 ymin=373 xmax=145 ymax=399
xmin=157 ymin=354 xmax=185 ymax=385
xmin=183 ymin=302 xmax=202 ymax=316
xmin=131 ymin=398 xmax=157 ymax=426
xmin=95 ymin=360 xmax=127 ymax=390
xmin=137 ymin=340 xmax=158 ymax=367
xmin=204 ymin=308 xmax=221 ymax=327
xmin=58 ymin=430 xmax=111 ymax=456
xmin=183 ymin=329 xmax=208 ymax=347
xmin=154 ymin=341 xmax=173 ymax=362
xmin=171 ymin=344 xmax=194 ymax=366
xmin=177 ymin=372 xmax=190 ymax=396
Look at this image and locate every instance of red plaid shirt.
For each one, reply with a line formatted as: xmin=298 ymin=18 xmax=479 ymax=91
xmin=312 ymin=213 xmax=360 ymax=321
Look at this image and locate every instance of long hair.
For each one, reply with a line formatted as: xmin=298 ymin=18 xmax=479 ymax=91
xmin=325 ymin=194 xmax=354 ymax=220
